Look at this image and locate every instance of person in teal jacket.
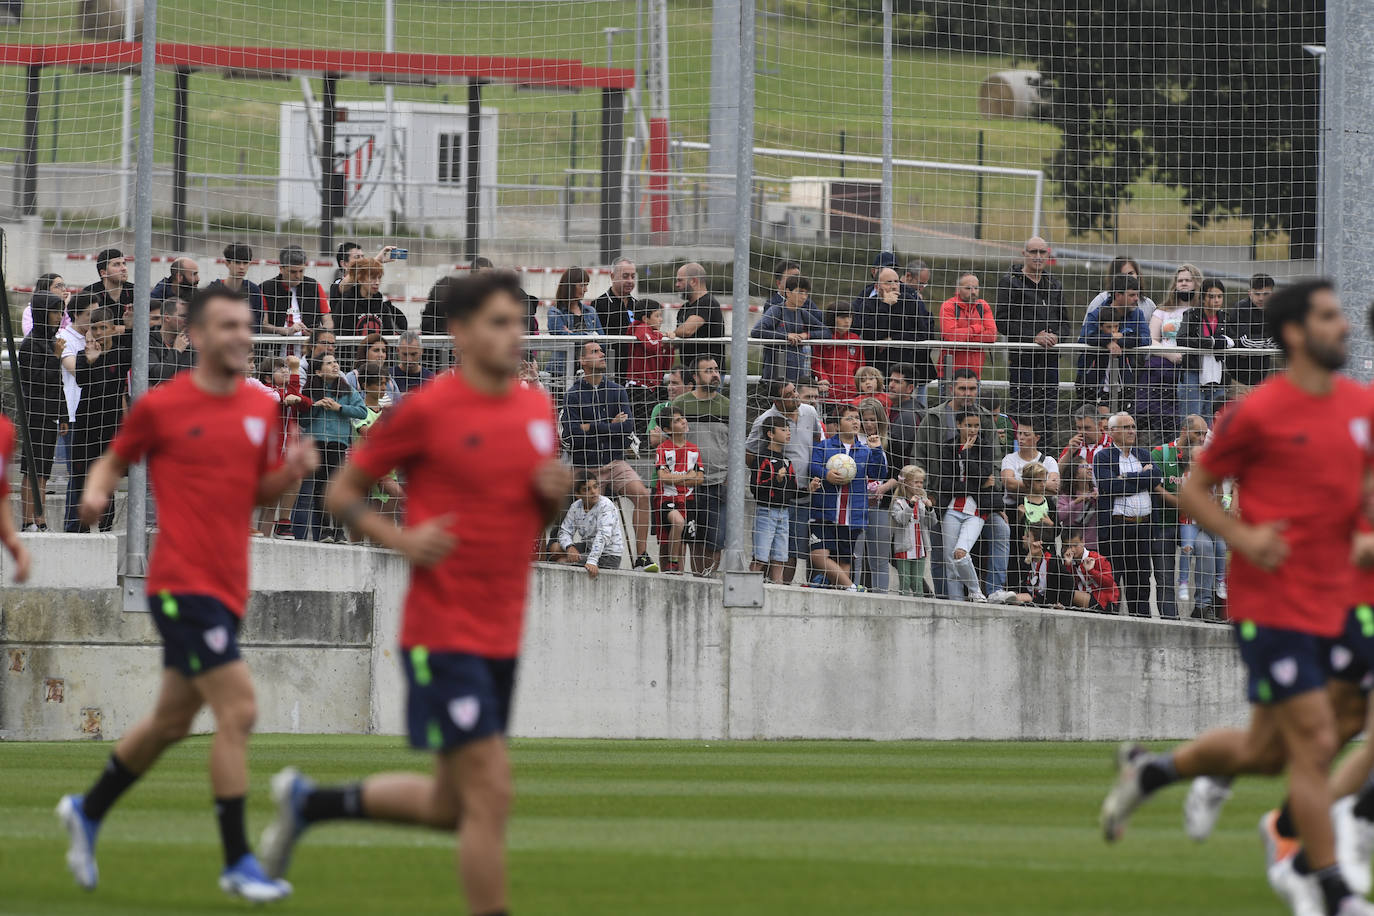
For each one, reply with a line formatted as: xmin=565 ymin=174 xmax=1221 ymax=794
xmin=300 ymin=354 xmax=366 ymax=542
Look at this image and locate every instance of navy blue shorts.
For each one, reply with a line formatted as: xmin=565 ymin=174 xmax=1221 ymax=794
xmin=809 ymin=521 xmax=860 ymax=566
xmin=401 ymin=649 xmax=517 ymax=752
xmin=1233 ymin=620 xmax=1332 ymax=705
xmin=148 ymin=592 xmax=242 ymax=678
xmin=1328 ymin=606 xmax=1374 ymax=694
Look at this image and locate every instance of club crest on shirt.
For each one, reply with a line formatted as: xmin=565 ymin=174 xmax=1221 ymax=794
xmin=527 ymin=418 xmax=556 ymax=456
xmin=204 ymin=626 xmax=229 ymax=655
xmin=1332 ymin=645 xmax=1354 ymax=673
xmin=1350 ymin=417 xmax=1371 ymax=451
xmin=1271 ymin=657 xmax=1298 ymax=688
xmin=243 ymin=416 xmax=267 ymax=447
xmin=449 ymin=696 xmax=480 ymax=731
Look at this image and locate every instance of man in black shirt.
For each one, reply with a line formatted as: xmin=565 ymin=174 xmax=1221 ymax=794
xmin=996 ymin=236 xmax=1066 ymax=437
xmin=673 ymin=261 xmax=725 ymax=368
xmin=852 ymin=252 xmax=933 ymax=380
xmin=82 ymin=248 xmax=134 ymax=310
xmin=1229 ymin=272 xmax=1277 ymax=392
xmin=261 ymin=245 xmax=331 ymax=338
xmin=593 ymin=256 xmax=639 ymax=380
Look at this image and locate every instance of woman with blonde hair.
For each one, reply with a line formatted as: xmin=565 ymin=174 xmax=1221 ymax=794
xmin=1138 ymin=263 xmax=1202 ymax=440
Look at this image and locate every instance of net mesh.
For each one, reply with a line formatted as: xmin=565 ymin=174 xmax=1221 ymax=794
xmin=0 ymin=0 xmax=1321 ymax=613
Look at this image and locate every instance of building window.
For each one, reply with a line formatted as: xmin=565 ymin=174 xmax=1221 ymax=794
xmin=438 ymin=133 xmax=463 ymax=184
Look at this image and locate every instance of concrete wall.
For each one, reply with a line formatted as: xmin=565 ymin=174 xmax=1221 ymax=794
xmin=0 ymin=535 xmax=1248 ymax=742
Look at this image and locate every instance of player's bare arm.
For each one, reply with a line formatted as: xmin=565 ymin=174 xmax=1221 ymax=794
xmin=532 ymin=458 xmax=573 ymax=524
xmin=77 ymin=450 xmax=132 ymax=530
xmin=256 ymin=437 xmax=320 ymax=507
xmin=1179 ymin=464 xmax=1287 ymax=572
xmin=0 ymin=496 xmax=30 ymax=583
xmin=324 ymin=461 xmax=456 ymax=567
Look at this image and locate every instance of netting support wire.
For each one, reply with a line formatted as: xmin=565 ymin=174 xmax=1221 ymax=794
xmin=880 ymin=0 xmax=894 ymax=253
xmin=20 ymin=62 xmax=37 ymax=215
xmin=125 ymin=0 xmax=158 ymax=610
xmin=118 ymin=0 xmax=135 ymax=230
xmin=465 ymin=80 xmax=483 ymax=263
xmin=319 ymin=74 xmax=342 ymax=259
xmin=383 ymin=0 xmax=396 ymax=236
xmin=723 ymin=0 xmax=759 ymax=601
xmin=0 ymin=230 xmax=43 ymax=523
xmin=600 ymin=86 xmax=626 ymax=263
xmin=171 ymin=66 xmax=189 ymax=251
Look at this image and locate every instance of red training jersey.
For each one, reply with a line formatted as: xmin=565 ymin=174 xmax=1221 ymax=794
xmin=349 ymin=370 xmax=558 ymax=657
xmin=655 ymin=438 xmax=702 ymax=507
xmin=111 ymin=374 xmax=282 ymax=616
xmin=1196 ymin=373 xmax=1372 ymax=637
xmin=0 ymin=413 xmax=13 ymax=498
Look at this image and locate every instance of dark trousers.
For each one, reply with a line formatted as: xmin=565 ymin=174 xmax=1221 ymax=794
xmin=1153 ymin=525 xmax=1179 ymax=619
xmin=1102 ymin=515 xmax=1155 ymax=617
xmin=64 ymin=459 xmax=115 ymax=533
xmin=1008 ymin=350 xmax=1061 ymax=436
xmin=297 ymin=440 xmax=349 ymax=541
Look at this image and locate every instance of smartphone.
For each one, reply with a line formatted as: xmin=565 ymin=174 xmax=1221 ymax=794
xmin=391 ymin=248 xmax=409 ymax=260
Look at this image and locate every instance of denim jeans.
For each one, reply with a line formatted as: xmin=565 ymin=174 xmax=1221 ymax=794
xmin=943 ymin=507 xmax=985 ymax=600
xmin=1179 ymin=371 xmax=1225 ymax=423
xmin=1185 ymin=525 xmax=1227 ymax=609
xmin=984 ymin=511 xmax=1010 ymax=593
xmin=855 ymin=505 xmax=892 ymax=593
xmin=752 ymin=506 xmax=791 ymax=563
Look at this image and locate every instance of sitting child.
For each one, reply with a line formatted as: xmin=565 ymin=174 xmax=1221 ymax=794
xmin=1062 ymin=527 xmax=1120 ymax=614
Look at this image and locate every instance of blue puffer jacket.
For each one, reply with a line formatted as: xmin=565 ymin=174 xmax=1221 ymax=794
xmin=300 ymin=377 xmax=366 ymax=445
xmin=809 ymin=434 xmax=888 ymax=529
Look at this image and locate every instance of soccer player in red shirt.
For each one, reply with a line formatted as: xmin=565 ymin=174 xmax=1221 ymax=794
xmin=1098 ymin=279 xmax=1374 ymax=916
xmin=0 ymin=414 xmax=32 ymax=582
xmin=257 ymin=270 xmax=571 ymax=916
xmin=55 ymin=288 xmax=318 ymax=904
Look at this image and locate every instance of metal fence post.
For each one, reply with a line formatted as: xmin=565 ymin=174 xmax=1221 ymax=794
xmin=723 ymin=0 xmax=763 ymax=607
xmin=125 ymin=0 xmax=157 ymax=612
xmin=880 ymin=0 xmax=894 ymax=253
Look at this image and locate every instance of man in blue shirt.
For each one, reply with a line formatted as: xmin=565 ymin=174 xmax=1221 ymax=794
xmin=562 ymin=341 xmax=657 ymax=572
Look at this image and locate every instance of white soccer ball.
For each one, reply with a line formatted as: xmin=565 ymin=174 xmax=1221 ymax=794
xmin=826 ymin=452 xmax=858 ymax=484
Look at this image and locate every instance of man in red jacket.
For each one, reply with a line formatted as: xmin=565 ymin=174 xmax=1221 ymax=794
xmin=937 ymin=273 xmax=998 ymax=385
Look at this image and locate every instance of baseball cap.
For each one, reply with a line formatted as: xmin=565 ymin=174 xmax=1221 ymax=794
xmin=872 ymin=251 xmax=897 ymax=268
xmin=224 ymin=243 xmax=252 ymax=263
xmin=279 ymin=245 xmax=307 ymax=267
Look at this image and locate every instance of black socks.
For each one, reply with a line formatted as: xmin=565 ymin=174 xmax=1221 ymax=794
xmin=215 ymin=796 xmax=250 ymax=868
xmin=83 ymin=753 xmax=140 ymax=822
xmin=301 ymin=784 xmax=366 ymax=824
xmin=1316 ymin=864 xmax=1353 ymax=916
xmin=1138 ymin=753 xmax=1180 ymax=794
xmin=1355 ymin=777 xmax=1374 ymax=822
xmin=1276 ymin=801 xmax=1298 ymax=839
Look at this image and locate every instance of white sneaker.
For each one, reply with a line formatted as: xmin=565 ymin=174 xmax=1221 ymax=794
xmin=22 ymin=523 xmax=39 ymax=533
xmin=971 ymin=592 xmax=988 ymax=603
xmin=1334 ymin=795 xmax=1374 ymax=896
xmin=1100 ymin=742 xmax=1148 ymax=843
xmin=1218 ymin=578 xmax=1228 ymax=601
xmin=1183 ymin=776 xmax=1232 ymax=842
xmin=987 ymin=589 xmax=1019 ymax=605
xmin=1267 ymin=854 xmax=1324 ymax=916
xmin=1177 ymin=582 xmax=1191 ymax=604
xmin=1337 ymin=897 xmax=1374 ymax=916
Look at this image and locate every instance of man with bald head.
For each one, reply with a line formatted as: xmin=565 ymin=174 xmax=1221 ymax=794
xmin=1092 ymin=411 xmax=1161 ymax=617
xmin=673 ymin=261 xmax=725 ymax=368
xmin=852 ymin=252 xmax=934 ymax=384
xmin=997 ymin=236 xmax=1065 ymax=437
xmin=151 ymin=256 xmax=200 ymax=306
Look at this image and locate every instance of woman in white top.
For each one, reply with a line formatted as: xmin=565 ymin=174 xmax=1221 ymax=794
xmin=1139 ymin=263 xmax=1202 ymax=441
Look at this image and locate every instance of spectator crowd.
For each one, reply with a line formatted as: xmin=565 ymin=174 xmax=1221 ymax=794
xmin=5 ymin=238 xmax=1279 ymax=620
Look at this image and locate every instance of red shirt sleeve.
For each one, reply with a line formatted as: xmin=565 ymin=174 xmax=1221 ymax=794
xmin=0 ymin=418 xmax=13 ymax=498
xmin=316 ymin=281 xmax=331 ymax=314
xmin=350 ymin=391 xmax=428 ymax=480
xmin=111 ymin=395 xmax=160 ymax=466
xmin=1195 ymin=396 xmax=1253 ymax=481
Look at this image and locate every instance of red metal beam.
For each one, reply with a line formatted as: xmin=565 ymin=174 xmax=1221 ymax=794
xmin=0 ymin=42 xmax=634 ymax=89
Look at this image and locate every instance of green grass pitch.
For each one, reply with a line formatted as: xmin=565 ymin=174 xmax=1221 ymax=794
xmin=0 ymin=734 xmax=1301 ymax=914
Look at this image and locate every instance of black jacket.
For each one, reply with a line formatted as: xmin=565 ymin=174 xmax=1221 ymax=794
xmin=17 ymin=333 xmax=64 ymax=421
xmin=71 ymin=337 xmax=131 ymax=464
xmin=593 ymin=290 xmax=639 ymax=380
xmin=81 ymin=280 xmax=133 ymax=310
xmin=749 ymin=453 xmax=800 ymax=507
xmin=937 ymin=437 xmax=997 ymax=509
xmin=996 ymin=265 xmax=1065 ymax=344
xmin=331 ymin=289 xmax=408 ymax=338
xmin=1228 ymin=297 xmax=1275 ymax=388
xmin=261 ymin=276 xmax=330 ymax=332
xmin=850 ymin=282 xmax=934 ymax=378
xmin=149 ymin=333 xmax=197 ymax=386
xmin=1177 ymin=308 xmax=1234 ymax=376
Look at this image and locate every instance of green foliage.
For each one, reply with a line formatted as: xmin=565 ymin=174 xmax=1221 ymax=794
xmin=1020 ymin=0 xmax=1323 ymax=256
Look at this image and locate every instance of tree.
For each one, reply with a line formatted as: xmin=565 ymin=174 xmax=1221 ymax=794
xmin=1020 ymin=0 xmax=1322 ymax=258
